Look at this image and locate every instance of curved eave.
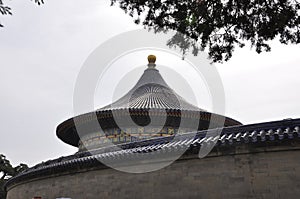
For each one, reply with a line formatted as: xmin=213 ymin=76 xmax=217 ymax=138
xmin=56 ymin=118 xmax=78 ymax=147
xmin=56 ymin=108 xmax=242 ymax=147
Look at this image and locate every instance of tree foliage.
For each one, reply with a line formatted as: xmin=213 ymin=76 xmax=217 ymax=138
xmin=0 ymin=154 xmax=28 ymax=199
xmin=111 ymin=0 xmax=300 ymax=62
xmin=0 ymin=0 xmax=44 ymax=27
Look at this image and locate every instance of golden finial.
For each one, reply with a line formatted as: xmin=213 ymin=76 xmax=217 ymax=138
xmin=147 ymin=55 xmax=156 ymax=68
xmin=148 ymin=55 xmax=156 ymax=64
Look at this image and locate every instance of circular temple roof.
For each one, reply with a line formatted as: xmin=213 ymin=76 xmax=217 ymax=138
xmin=56 ymin=55 xmax=242 ymax=147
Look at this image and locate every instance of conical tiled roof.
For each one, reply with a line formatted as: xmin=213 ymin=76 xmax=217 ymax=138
xmin=56 ymin=55 xmax=242 ymax=147
xmin=99 ymin=66 xmax=205 ymax=111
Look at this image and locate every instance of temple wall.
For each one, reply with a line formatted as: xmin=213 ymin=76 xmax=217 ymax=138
xmin=7 ymin=149 xmax=300 ymax=199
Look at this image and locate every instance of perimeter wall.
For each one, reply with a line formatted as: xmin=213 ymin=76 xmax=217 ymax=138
xmin=7 ymin=147 xmax=300 ymax=199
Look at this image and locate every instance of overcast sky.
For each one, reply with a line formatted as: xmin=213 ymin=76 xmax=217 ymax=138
xmin=1 ymin=0 xmax=300 ymax=166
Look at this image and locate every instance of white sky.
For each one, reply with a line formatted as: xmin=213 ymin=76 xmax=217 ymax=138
xmin=1 ymin=0 xmax=300 ymax=166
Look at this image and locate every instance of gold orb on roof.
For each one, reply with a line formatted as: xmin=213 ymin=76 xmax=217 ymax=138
xmin=148 ymin=55 xmax=156 ymax=64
